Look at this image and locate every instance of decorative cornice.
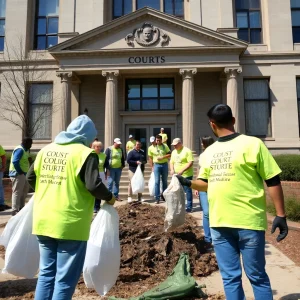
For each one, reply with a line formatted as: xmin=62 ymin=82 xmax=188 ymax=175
xmin=56 ymin=71 xmax=73 ymax=82
xmin=224 ymin=67 xmax=242 ymax=78
xmin=102 ymin=70 xmax=119 ymax=81
xmin=179 ymin=68 xmax=197 ymax=79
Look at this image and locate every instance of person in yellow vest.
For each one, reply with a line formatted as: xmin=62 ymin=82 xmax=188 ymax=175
xmin=169 ymin=138 xmax=194 ymax=212
xmin=104 ymin=138 xmax=125 ymax=201
xmin=9 ymin=137 xmax=32 ymax=216
xmin=126 ymin=135 xmax=136 ymax=154
xmin=148 ymin=135 xmax=171 ymax=204
xmin=0 ymin=144 xmax=7 ymax=211
xmin=159 ymin=128 xmax=168 ymax=144
xmin=91 ymin=140 xmax=107 ymax=213
xmin=26 ymin=115 xmax=115 ymax=300
xmin=177 ymin=104 xmax=288 ymax=299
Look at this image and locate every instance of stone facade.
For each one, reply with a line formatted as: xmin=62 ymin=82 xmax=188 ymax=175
xmin=0 ymin=1 xmax=299 ymax=154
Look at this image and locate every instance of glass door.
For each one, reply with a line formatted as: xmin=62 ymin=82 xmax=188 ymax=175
xmin=126 ymin=125 xmax=148 ymax=155
xmin=150 ymin=125 xmax=174 ymax=150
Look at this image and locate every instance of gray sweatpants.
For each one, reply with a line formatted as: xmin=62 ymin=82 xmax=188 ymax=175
xmin=11 ymin=174 xmax=29 ymax=212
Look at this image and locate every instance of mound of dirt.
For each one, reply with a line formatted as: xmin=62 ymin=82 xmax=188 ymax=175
xmin=77 ymin=202 xmax=218 ymax=299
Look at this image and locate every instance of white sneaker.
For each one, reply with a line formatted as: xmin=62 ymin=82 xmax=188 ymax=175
xmin=128 ymin=197 xmax=132 ymax=203
xmin=141 ymin=198 xmax=146 ymax=202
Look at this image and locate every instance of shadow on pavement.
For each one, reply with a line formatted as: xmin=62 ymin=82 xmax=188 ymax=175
xmin=280 ymin=294 xmax=300 ymax=300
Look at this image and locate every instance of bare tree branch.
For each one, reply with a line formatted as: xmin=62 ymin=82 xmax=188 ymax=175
xmin=0 ymin=35 xmax=61 ymax=138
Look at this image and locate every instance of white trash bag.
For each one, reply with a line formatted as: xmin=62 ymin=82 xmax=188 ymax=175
xmin=163 ymin=175 xmax=186 ymax=232
xmin=131 ymin=165 xmax=145 ymax=194
xmin=148 ymin=172 xmax=155 ymax=196
xmin=2 ymin=196 xmax=40 ymax=278
xmin=83 ymin=203 xmax=120 ymax=296
xmin=0 ymin=198 xmax=33 ymax=248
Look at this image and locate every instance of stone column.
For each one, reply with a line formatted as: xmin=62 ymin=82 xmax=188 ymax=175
xmin=102 ymin=70 xmax=119 ymax=148
xmin=224 ymin=67 xmax=242 ymax=132
xmin=56 ymin=71 xmax=73 ymax=131
xmin=179 ymin=68 xmax=197 ymax=151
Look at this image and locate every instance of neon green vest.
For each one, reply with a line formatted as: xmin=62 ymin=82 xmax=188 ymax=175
xmin=9 ymin=145 xmax=29 ymax=173
xmin=33 ymin=143 xmax=94 ymax=241
xmin=98 ymin=152 xmax=106 ymax=172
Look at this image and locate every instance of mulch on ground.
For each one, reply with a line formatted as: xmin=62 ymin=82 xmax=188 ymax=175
xmin=77 ymin=202 xmax=218 ymax=299
xmin=265 ymin=224 xmax=300 ymax=267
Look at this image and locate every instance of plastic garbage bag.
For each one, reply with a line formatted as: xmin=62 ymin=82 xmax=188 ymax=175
xmin=163 ymin=175 xmax=186 ymax=232
xmin=148 ymin=172 xmax=155 ymax=196
xmin=0 ymin=198 xmax=33 ymax=248
xmin=131 ymin=165 xmax=145 ymax=194
xmin=2 ymin=196 xmax=40 ymax=278
xmin=83 ymin=203 xmax=120 ymax=296
xmin=109 ymin=253 xmax=207 ymax=300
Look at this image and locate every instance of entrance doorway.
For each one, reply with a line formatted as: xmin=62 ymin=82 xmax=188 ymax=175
xmin=126 ymin=125 xmax=174 ymax=156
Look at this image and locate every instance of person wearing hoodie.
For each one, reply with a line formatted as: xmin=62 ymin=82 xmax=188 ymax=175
xmin=26 ymin=115 xmax=115 ymax=300
xmin=9 ymin=137 xmax=32 ymax=216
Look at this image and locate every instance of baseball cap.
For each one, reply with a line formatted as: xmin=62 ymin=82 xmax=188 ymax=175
xmin=114 ymin=138 xmax=122 ymax=144
xmin=171 ymin=138 xmax=182 ymax=146
xmin=150 ymin=136 xmax=155 ymax=143
xmin=129 ymin=135 xmax=133 ymax=138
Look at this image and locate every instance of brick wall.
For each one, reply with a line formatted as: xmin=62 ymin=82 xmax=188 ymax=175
xmin=265 ymin=181 xmax=300 ymax=202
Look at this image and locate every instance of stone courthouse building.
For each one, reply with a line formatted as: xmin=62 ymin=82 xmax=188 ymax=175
xmin=0 ymin=0 xmax=300 ymax=154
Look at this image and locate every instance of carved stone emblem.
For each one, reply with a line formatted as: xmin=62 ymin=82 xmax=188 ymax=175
xmin=125 ymin=22 xmax=170 ymax=47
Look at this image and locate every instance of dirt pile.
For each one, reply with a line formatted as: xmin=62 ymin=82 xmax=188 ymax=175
xmin=77 ymin=202 xmax=218 ymax=299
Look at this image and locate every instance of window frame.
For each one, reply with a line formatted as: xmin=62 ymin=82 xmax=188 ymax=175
xmin=297 ymin=78 xmax=300 ymax=136
xmin=244 ymin=78 xmax=272 ymax=138
xmin=234 ymin=0 xmax=263 ymax=44
xmin=113 ymin=0 xmax=133 ymax=20
xmin=0 ymin=0 xmax=6 ymax=52
xmin=125 ymin=78 xmax=175 ymax=111
xmin=34 ymin=0 xmax=59 ymax=50
xmin=28 ymin=82 xmax=53 ymax=140
xmin=163 ymin=0 xmax=184 ymax=18
xmin=291 ymin=1 xmax=300 ymax=43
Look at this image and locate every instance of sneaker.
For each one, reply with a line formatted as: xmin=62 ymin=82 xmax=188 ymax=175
xmin=156 ymin=199 xmax=160 ymax=204
xmin=128 ymin=197 xmax=132 ymax=203
xmin=116 ymin=197 xmax=123 ymax=202
xmin=11 ymin=210 xmax=18 ymax=216
xmin=160 ymin=194 xmax=166 ymax=202
xmin=0 ymin=205 xmax=5 ymax=212
xmin=204 ymin=242 xmax=214 ymax=252
xmin=140 ymin=198 xmax=146 ymax=202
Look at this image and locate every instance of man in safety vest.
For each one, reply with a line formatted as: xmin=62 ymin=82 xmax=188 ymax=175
xmin=26 ymin=115 xmax=115 ymax=300
xmin=9 ymin=137 xmax=32 ymax=216
xmin=159 ymin=128 xmax=168 ymax=144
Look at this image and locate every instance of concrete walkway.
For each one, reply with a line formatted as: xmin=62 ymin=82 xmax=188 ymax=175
xmin=1 ymin=199 xmax=300 ymax=299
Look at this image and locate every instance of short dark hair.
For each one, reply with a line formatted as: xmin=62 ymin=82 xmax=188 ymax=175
xmin=156 ymin=135 xmax=162 ymax=140
xmin=207 ymin=104 xmax=233 ymax=127
xmin=22 ymin=137 xmax=32 ymax=144
xmin=135 ymin=140 xmax=141 ymax=144
xmin=201 ymin=136 xmax=215 ymax=149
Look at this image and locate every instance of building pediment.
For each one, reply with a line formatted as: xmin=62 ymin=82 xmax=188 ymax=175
xmin=49 ymin=7 xmax=247 ymax=56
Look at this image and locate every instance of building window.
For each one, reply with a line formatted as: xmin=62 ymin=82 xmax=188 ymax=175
xmin=0 ymin=0 xmax=6 ymax=51
xmin=136 ymin=0 xmax=160 ymax=10
xmin=244 ymin=79 xmax=271 ymax=137
xmin=113 ymin=0 xmax=132 ymax=19
xmin=297 ymin=79 xmax=300 ymax=134
xmin=126 ymin=78 xmax=175 ymax=111
xmin=34 ymin=0 xmax=59 ymax=50
xmin=164 ymin=0 xmax=184 ymax=18
xmin=235 ymin=0 xmax=262 ymax=44
xmin=291 ymin=0 xmax=300 ymax=43
xmin=29 ymin=83 xmax=53 ymax=139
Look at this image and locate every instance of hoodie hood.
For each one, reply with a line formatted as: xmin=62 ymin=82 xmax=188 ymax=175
xmin=54 ymin=115 xmax=97 ymax=146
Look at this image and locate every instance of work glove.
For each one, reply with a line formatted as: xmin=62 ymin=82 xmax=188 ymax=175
xmin=271 ymin=216 xmax=288 ymax=242
xmin=176 ymin=175 xmax=192 ymax=187
xmin=107 ymin=196 xmax=116 ymax=206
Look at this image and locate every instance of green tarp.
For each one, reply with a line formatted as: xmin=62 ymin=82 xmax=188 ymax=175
xmin=109 ymin=253 xmax=207 ymax=300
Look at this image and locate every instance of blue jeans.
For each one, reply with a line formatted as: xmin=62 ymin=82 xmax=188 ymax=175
xmin=183 ymin=176 xmax=193 ymax=211
xmin=199 ymin=192 xmax=211 ymax=243
xmin=35 ymin=235 xmax=87 ymax=300
xmin=0 ymin=172 xmax=4 ymax=205
xmin=154 ymin=163 xmax=168 ymax=200
xmin=211 ymin=227 xmax=272 ymax=300
xmin=107 ymin=168 xmax=122 ymax=198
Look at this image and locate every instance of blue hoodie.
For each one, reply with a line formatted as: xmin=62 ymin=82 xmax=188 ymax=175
xmin=54 ymin=115 xmax=97 ymax=146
